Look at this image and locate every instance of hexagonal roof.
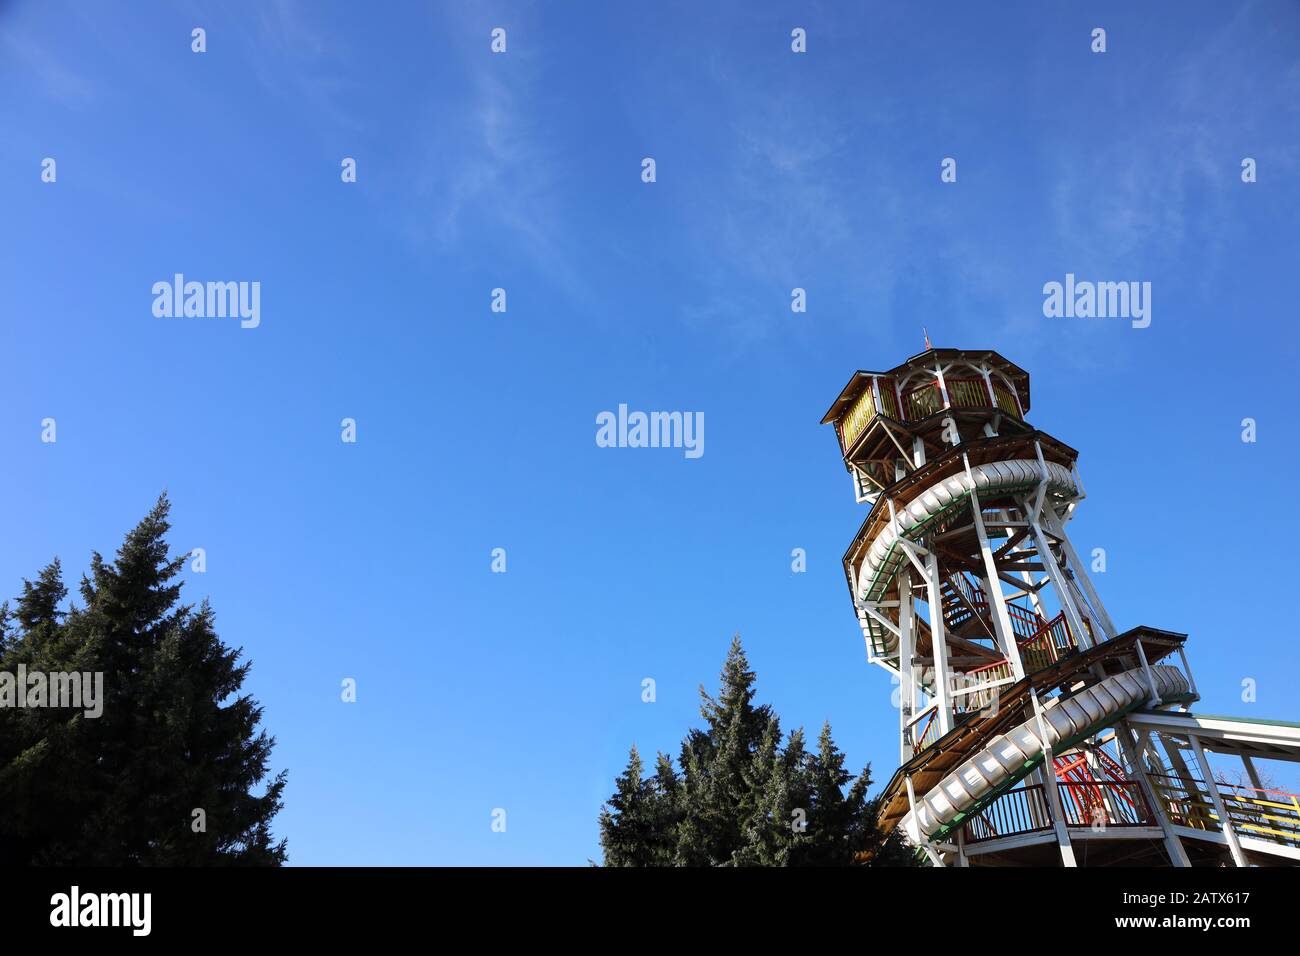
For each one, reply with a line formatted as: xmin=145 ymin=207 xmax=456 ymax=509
xmin=820 ymin=348 xmax=1031 ymax=424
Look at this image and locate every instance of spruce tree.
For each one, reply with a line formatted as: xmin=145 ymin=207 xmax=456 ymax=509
xmin=598 ymin=746 xmax=681 ymax=866
xmin=597 ymin=636 xmax=913 ymax=866
xmin=0 ymin=494 xmax=287 ymax=865
xmin=678 ymin=636 xmax=773 ymax=865
xmin=795 ymin=722 xmax=858 ymax=865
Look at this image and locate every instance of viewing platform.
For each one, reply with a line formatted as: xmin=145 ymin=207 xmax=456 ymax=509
xmin=960 ymin=762 xmax=1300 ymax=866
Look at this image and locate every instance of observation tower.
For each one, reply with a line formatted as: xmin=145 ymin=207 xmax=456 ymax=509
xmin=822 ymin=346 xmax=1300 ymax=866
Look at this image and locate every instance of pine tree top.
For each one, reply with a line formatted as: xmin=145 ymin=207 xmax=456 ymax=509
xmin=0 ymin=493 xmax=287 ymax=865
xmin=599 ymin=636 xmax=908 ymax=867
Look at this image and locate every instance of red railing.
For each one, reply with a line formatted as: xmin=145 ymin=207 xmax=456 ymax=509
xmin=948 ymin=609 xmax=1083 ymax=710
xmin=1006 ymin=602 xmax=1043 ymax=642
xmin=1058 ymin=781 xmax=1154 ymax=828
xmin=913 ymin=710 xmax=940 ymax=752
xmin=964 ymin=780 xmax=1154 ymax=844
xmin=944 ymin=573 xmax=987 ymax=630
xmin=1055 ymin=748 xmax=1128 ymax=785
xmin=945 ymin=574 xmax=1040 ymax=641
xmin=1019 ymin=611 xmax=1080 ymax=672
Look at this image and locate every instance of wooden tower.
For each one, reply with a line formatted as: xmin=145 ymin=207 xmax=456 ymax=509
xmin=823 ymin=346 xmax=1300 ymax=866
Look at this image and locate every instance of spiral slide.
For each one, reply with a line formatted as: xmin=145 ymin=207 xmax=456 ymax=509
xmin=902 ymin=663 xmax=1190 ymax=844
xmin=856 ymin=459 xmax=1079 ymax=655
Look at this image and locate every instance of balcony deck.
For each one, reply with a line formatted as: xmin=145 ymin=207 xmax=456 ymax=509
xmin=959 ymin=775 xmax=1300 ymax=865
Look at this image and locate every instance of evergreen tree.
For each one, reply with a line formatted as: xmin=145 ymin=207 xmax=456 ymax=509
xmin=0 ymin=494 xmax=287 ymax=865
xmin=795 ymin=722 xmax=859 ymax=865
xmin=676 ymin=636 xmax=773 ymax=865
xmin=598 ymin=636 xmax=913 ymax=867
xmin=598 ymin=746 xmax=680 ymax=866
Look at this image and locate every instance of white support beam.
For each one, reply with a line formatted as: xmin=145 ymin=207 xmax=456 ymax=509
xmin=1027 ymin=442 xmax=1049 ymax=524
xmin=1132 ymin=639 xmax=1161 ymax=708
xmin=887 ymin=498 xmax=934 ymax=581
xmin=1189 ymin=734 xmax=1248 ymax=867
xmin=896 ymin=537 xmax=931 ymax=580
xmin=1162 ymin=735 xmax=1199 ymax=790
xmin=898 ymin=567 xmax=916 ymax=762
xmin=924 ymin=549 xmax=954 ymax=735
xmin=859 ymin=602 xmax=902 ymax=640
xmin=1003 ymin=507 xmax=1047 ymax=618
xmin=1070 ymin=463 xmax=1087 ymax=501
xmin=1128 ymin=710 xmax=1300 ymax=760
xmin=934 ymin=361 xmax=952 ymax=410
xmin=1042 ymin=505 xmax=1117 ymax=640
xmin=1117 ymin=723 xmax=1191 ymax=867
xmin=966 ymin=477 xmax=1025 ymax=680
xmin=1023 ymin=498 xmax=1095 ymax=652
xmin=1177 ymin=646 xmax=1199 ymax=700
xmin=1030 ymin=690 xmax=1077 ymax=867
xmin=978 ymin=365 xmax=998 ymax=409
xmin=1063 ymin=571 xmax=1100 ymax=648
xmin=851 ymin=560 xmax=879 ymax=664
xmin=1242 ymin=754 xmax=1265 ymax=792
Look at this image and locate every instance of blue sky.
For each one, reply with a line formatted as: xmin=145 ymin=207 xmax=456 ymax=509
xmin=3 ymin=1 xmax=1299 ymax=864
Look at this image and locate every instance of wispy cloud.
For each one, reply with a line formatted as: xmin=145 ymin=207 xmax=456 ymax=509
xmin=248 ymin=0 xmax=362 ymax=132
xmin=1047 ymin=3 xmax=1300 ymax=277
xmin=403 ymin=12 xmax=590 ymax=301
xmin=0 ymin=22 xmax=97 ymax=106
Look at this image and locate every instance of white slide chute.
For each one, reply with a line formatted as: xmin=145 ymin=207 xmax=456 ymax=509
xmin=855 ymin=459 xmax=1079 ymax=655
xmin=902 ymin=663 xmax=1189 ymax=843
